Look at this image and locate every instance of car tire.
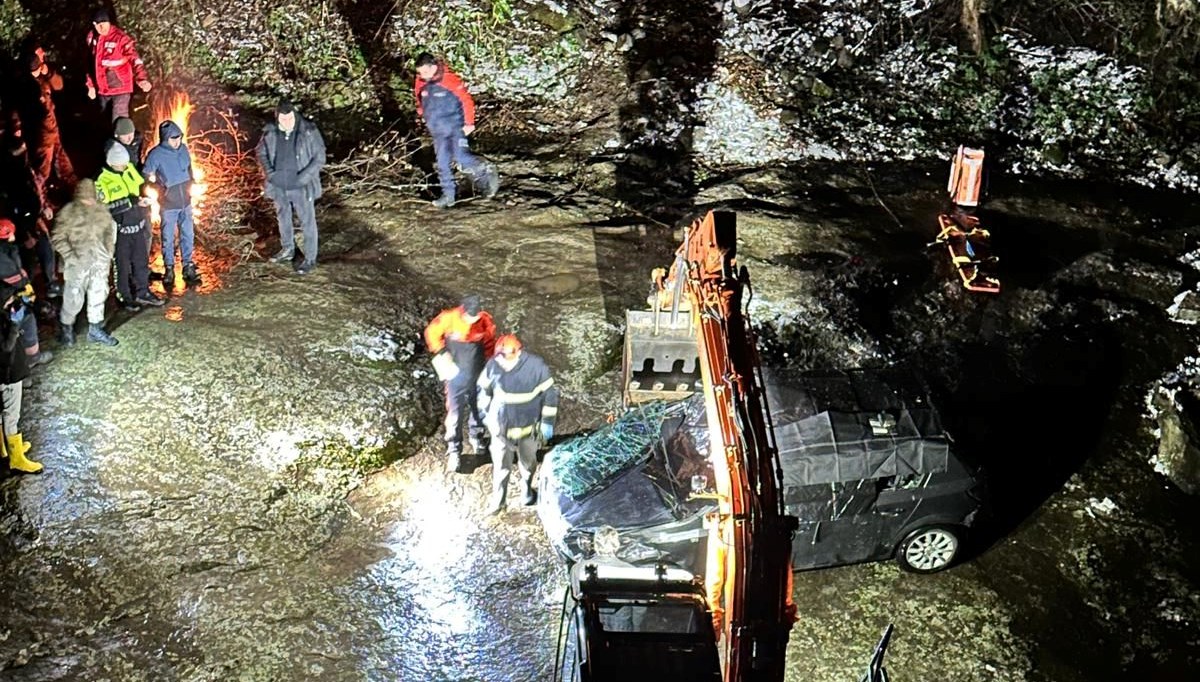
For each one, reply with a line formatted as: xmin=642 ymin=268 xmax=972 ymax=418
xmin=895 ymin=524 xmax=962 ymax=574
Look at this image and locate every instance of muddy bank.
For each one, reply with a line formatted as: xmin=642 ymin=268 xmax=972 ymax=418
xmin=1 ymin=161 xmax=1199 ymax=680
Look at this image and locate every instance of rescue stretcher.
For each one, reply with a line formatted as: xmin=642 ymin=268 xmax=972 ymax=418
xmin=931 ymin=146 xmax=1000 ymax=294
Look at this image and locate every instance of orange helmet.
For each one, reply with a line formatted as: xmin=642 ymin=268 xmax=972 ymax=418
xmin=496 ymin=334 xmax=522 ymax=356
xmin=0 ymin=219 xmax=14 ymax=240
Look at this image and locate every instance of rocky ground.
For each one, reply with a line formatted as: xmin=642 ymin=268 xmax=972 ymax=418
xmin=0 ymin=151 xmax=1197 ymax=680
xmin=0 ymin=0 xmax=1198 ymax=679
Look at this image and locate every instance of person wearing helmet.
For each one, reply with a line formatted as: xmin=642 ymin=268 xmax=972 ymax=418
xmin=477 ymin=333 xmax=559 ymax=514
xmin=424 ymin=294 xmax=496 ymax=472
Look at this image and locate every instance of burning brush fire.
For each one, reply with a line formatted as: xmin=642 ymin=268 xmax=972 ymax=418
xmin=145 ymin=92 xmax=208 ymax=224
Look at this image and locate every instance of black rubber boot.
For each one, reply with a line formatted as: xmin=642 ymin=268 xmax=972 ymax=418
xmin=87 ymin=323 xmax=118 ymax=347
xmin=183 ymin=263 xmax=202 ymax=285
xmin=58 ymin=322 xmax=75 ymax=346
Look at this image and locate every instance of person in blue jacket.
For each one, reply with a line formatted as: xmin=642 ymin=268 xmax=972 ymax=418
xmin=143 ymin=119 xmax=200 ymax=286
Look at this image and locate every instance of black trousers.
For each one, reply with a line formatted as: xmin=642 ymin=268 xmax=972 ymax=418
xmin=115 ymin=227 xmax=149 ymax=302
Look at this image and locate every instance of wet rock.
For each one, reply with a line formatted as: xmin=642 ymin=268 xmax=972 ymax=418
xmin=578 ymin=161 xmax=618 ymax=194
xmin=1149 ymin=374 xmax=1200 ymax=494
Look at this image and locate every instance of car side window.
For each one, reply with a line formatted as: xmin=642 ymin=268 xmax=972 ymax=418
xmin=877 ymin=473 xmax=922 ymax=492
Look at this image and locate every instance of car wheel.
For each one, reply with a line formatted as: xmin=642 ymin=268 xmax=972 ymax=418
xmin=896 ymin=525 xmax=961 ymax=573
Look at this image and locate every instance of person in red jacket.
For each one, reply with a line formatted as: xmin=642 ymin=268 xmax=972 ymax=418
xmin=414 ymin=52 xmax=498 ymax=209
xmin=424 ymin=294 xmax=496 ymax=472
xmin=85 ymin=9 xmax=152 ymax=122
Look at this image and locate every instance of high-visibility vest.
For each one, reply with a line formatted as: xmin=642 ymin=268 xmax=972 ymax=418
xmin=96 ymin=165 xmax=145 ymax=214
xmin=948 ymin=146 xmax=985 ymax=207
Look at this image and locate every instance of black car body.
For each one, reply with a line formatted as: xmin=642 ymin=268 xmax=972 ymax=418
xmin=538 ymin=369 xmax=987 ymax=575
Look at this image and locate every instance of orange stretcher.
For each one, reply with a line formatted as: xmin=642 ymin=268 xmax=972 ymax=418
xmin=932 ymin=146 xmax=999 ymax=293
xmin=933 ymin=211 xmax=1000 ymax=293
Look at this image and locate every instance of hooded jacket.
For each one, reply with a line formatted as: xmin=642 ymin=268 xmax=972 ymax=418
xmin=142 ymin=121 xmax=193 ymax=210
xmin=52 ymin=179 xmax=116 ymax=271
xmin=85 ymin=24 xmax=148 ymax=97
xmin=415 ymin=63 xmax=476 ymax=137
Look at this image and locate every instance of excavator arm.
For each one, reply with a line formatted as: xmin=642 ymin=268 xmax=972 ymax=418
xmin=653 ymin=210 xmax=797 ymax=681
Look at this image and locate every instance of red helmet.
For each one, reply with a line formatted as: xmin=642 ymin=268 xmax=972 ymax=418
xmin=0 ymin=219 xmax=14 ymax=240
xmin=496 ymin=334 xmax=522 ymax=356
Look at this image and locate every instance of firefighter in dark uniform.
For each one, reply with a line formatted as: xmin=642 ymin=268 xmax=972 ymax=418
xmin=477 ymin=334 xmax=558 ymax=514
xmin=424 ymin=294 xmax=496 ymax=473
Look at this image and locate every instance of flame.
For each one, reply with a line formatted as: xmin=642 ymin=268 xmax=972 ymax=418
xmin=148 ymin=92 xmax=208 ymax=224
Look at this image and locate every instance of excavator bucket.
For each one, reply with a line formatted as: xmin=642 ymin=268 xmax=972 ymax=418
xmin=623 ymin=308 xmax=700 ymax=405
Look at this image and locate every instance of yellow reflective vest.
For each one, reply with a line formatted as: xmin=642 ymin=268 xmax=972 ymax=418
xmin=95 ymin=165 xmax=145 ymax=225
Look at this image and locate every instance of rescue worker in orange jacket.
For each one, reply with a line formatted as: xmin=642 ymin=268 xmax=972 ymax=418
xmin=424 ymin=294 xmax=496 ymax=472
xmin=85 ymin=9 xmax=152 ymax=122
xmin=477 ymin=334 xmax=558 ymax=514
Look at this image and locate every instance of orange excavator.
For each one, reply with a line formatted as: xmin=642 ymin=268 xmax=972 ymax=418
xmin=556 ymin=211 xmax=798 ymax=681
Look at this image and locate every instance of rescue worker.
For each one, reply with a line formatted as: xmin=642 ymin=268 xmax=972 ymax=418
xmin=424 ymin=294 xmax=496 ymax=473
xmin=143 ymin=119 xmax=200 ymax=286
xmin=477 ymin=334 xmax=558 ymax=514
xmin=256 ymin=99 xmax=325 ymax=275
xmin=85 ymin=9 xmax=152 ymax=122
xmin=0 ymin=218 xmax=52 ymax=370
xmin=97 ymin=142 xmax=162 ymax=310
xmin=18 ymin=45 xmax=75 ymax=193
xmin=0 ymin=281 xmax=40 ymax=474
xmin=51 ymin=179 xmax=118 ymax=346
xmin=413 ymin=52 xmax=499 ymax=209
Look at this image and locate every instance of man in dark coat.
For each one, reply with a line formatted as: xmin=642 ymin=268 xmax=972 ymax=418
xmin=256 ymin=100 xmax=325 ymax=275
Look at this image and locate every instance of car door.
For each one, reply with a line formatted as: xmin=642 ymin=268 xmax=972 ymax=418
xmin=869 ymin=473 xmax=927 ymax=561
xmin=789 ymin=479 xmax=884 ymax=569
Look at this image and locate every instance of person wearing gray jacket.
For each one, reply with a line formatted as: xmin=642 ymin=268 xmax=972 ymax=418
xmin=255 ymin=99 xmax=325 ymax=276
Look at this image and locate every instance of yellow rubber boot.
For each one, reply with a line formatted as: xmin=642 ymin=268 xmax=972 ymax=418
xmin=6 ymin=433 xmax=42 ymax=474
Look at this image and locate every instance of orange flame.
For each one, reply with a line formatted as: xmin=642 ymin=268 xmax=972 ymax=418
xmin=147 ymin=92 xmax=208 ymax=224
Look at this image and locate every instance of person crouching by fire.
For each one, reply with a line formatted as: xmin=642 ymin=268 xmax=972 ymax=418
xmin=96 ymin=142 xmax=162 ymax=311
xmin=51 ymin=179 xmax=117 ymax=346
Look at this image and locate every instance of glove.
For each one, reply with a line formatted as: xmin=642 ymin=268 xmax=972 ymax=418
xmin=540 ymin=422 xmax=554 ymax=442
xmin=431 ymin=350 xmax=460 ymax=382
xmin=18 ymin=283 xmax=34 ymax=303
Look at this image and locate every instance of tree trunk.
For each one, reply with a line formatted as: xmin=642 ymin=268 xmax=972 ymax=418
xmin=961 ymin=0 xmax=985 ymax=55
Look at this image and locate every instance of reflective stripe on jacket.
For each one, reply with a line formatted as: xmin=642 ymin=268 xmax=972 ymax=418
xmin=86 ymin=26 xmax=148 ymax=96
xmin=478 ymin=351 xmax=559 ymax=439
xmin=96 ymin=165 xmax=145 ymax=225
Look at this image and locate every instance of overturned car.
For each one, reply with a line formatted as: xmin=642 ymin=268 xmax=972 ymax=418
xmin=537 ymin=369 xmax=987 ymax=575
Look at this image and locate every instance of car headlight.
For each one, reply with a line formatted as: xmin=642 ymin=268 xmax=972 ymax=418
xmin=594 ymin=526 xmax=621 ymax=557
